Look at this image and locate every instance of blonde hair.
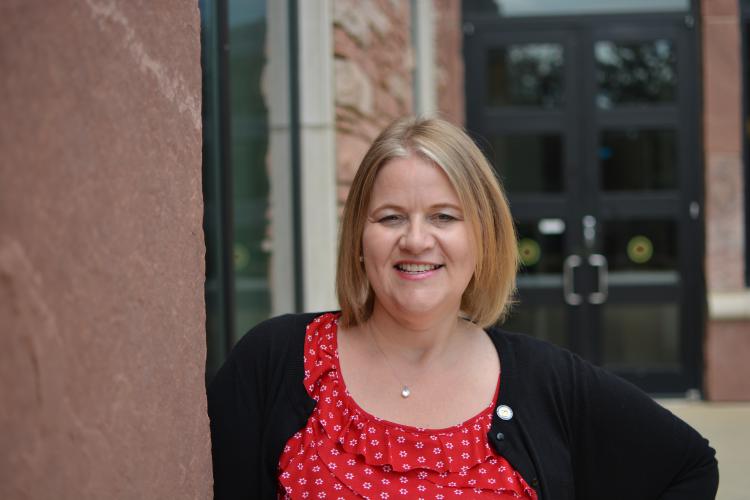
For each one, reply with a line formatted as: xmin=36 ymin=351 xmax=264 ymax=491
xmin=336 ymin=117 xmax=518 ymax=328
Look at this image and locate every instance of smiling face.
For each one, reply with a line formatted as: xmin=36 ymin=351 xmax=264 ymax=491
xmin=362 ymin=154 xmax=477 ymax=322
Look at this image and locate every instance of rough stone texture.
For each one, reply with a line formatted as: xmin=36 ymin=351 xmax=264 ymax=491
xmin=703 ymin=12 xmax=742 ymax=155
xmin=334 ymin=58 xmax=374 ymax=116
xmin=333 ymin=0 xmax=414 ymax=210
xmin=333 ymin=0 xmax=465 ymax=211
xmin=704 ymin=155 xmax=746 ymax=292
xmin=703 ymin=0 xmax=740 ymax=17
xmin=701 ymin=0 xmax=750 ymax=401
xmin=434 ymin=0 xmax=465 ymax=125
xmin=705 ymin=320 xmax=750 ymax=400
xmin=702 ymin=0 xmax=745 ymax=292
xmin=0 ymin=1 xmax=212 ymax=498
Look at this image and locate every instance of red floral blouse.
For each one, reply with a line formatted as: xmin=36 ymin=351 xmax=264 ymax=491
xmin=278 ymin=313 xmax=538 ymax=499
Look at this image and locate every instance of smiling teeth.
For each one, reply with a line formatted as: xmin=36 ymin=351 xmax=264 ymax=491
xmin=397 ymin=263 xmax=440 ymax=272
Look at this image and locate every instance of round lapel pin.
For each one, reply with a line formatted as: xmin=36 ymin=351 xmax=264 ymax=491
xmin=496 ymin=404 xmax=514 ymax=421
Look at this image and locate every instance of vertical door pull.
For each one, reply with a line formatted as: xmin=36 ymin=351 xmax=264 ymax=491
xmin=588 ymin=254 xmax=609 ymax=304
xmin=563 ymin=255 xmax=583 ymax=305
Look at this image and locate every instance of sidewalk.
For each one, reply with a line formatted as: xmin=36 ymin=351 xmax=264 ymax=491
xmin=659 ymin=400 xmax=750 ymax=500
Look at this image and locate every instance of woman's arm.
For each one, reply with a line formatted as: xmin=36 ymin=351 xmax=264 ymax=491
xmin=207 ymin=349 xmax=264 ymax=499
xmin=207 ymin=314 xmax=315 ymax=499
xmin=569 ymin=355 xmax=718 ymax=499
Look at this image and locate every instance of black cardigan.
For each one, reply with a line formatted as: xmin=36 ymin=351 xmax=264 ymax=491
xmin=208 ymin=313 xmax=718 ymax=499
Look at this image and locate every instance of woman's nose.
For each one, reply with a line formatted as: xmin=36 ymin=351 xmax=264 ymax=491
xmin=399 ymin=220 xmax=434 ymax=253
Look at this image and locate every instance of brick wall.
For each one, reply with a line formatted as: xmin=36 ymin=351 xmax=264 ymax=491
xmin=332 ymin=0 xmax=464 ymax=211
xmin=701 ymin=0 xmax=750 ymax=400
xmin=333 ymin=0 xmax=414 ymax=212
xmin=434 ymin=0 xmax=465 ymax=125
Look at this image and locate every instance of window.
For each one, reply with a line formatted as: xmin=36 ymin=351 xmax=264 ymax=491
xmin=464 ymin=0 xmax=690 ymax=18
xmin=200 ymin=0 xmax=299 ymax=381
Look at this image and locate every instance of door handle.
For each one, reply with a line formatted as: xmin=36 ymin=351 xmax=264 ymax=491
xmin=563 ymin=255 xmax=582 ymax=305
xmin=588 ymin=254 xmax=608 ymax=304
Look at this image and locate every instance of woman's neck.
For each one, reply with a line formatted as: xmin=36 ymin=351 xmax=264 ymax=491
xmin=364 ymin=304 xmax=468 ymax=366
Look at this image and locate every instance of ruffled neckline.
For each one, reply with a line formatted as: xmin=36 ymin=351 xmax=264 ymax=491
xmin=303 ymin=312 xmax=502 ymax=474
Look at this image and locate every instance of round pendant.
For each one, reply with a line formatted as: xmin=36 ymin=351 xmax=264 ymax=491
xmin=400 ymin=386 xmax=411 ymax=398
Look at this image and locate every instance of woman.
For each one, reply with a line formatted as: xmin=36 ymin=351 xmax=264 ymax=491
xmin=208 ymin=117 xmax=718 ymax=499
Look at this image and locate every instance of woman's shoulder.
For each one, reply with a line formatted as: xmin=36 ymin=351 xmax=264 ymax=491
xmin=483 ymin=325 xmax=608 ymax=403
xmin=485 ymin=325 xmax=579 ymax=371
xmin=485 ymin=325 xmax=660 ymax=410
xmin=228 ymin=311 xmax=333 ymax=364
xmin=243 ymin=311 xmax=323 ymax=340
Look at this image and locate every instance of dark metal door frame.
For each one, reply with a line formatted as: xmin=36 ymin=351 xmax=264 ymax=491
xmin=464 ymin=11 xmax=704 ymax=395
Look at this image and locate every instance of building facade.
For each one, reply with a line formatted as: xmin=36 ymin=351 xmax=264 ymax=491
xmin=203 ymin=0 xmax=749 ymax=400
xmin=2 ymin=0 xmax=749 ymax=498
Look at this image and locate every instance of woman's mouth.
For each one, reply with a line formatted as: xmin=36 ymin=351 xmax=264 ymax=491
xmin=394 ymin=263 xmax=444 ymax=274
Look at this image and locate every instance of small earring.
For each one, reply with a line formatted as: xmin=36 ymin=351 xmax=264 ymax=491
xmin=359 ymin=256 xmax=364 ymax=263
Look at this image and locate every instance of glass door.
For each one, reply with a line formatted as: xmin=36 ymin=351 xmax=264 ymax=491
xmin=464 ymin=14 xmax=703 ymax=394
xmin=467 ymin=28 xmax=585 ymax=354
xmin=586 ymin=21 xmax=702 ymax=392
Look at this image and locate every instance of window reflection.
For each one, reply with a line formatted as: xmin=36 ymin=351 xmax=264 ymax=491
xmin=491 ymin=133 xmax=563 ymax=192
xmin=595 ymin=39 xmax=677 ymax=109
xmin=465 ymin=0 xmax=689 ymax=18
xmin=501 ymin=304 xmax=567 ymax=348
xmin=487 ymin=44 xmax=564 ymax=108
xmin=228 ymin=0 xmax=272 ymax=341
xmin=600 ymin=128 xmax=677 ymax=191
xmin=602 ymin=303 xmax=680 ymax=371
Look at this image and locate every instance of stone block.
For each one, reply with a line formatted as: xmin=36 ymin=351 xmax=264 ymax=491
xmin=434 ymin=0 xmax=465 ymax=124
xmin=333 ymin=0 xmax=391 ymax=47
xmin=704 ymin=154 xmax=746 ymax=292
xmin=702 ymin=0 xmax=740 ymax=17
xmin=0 ymin=1 xmax=211 ymax=498
xmin=336 ymin=133 xmax=371 ymax=183
xmin=335 ymin=58 xmax=374 ymax=115
xmin=702 ymin=17 xmax=742 ymax=154
xmin=705 ymin=320 xmax=750 ymax=400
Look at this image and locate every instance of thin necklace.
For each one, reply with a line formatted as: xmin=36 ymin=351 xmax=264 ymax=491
xmin=368 ymin=324 xmax=413 ymax=398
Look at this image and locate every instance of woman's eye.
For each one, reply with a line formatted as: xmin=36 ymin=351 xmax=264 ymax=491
xmin=378 ymin=215 xmax=402 ymax=224
xmin=434 ymin=213 xmax=457 ymax=222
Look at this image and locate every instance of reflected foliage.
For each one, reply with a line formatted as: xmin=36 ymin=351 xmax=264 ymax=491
xmin=488 ymin=44 xmax=564 ymax=108
xmin=595 ymin=39 xmax=676 ymax=108
xmin=227 ymin=4 xmax=273 ymax=340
